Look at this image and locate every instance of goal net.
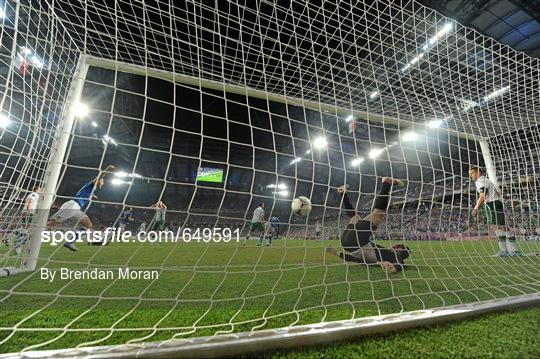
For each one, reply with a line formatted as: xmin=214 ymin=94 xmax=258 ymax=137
xmin=1 ymin=0 xmax=539 ymax=356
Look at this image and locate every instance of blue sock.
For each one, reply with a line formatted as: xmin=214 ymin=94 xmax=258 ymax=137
xmin=258 ymin=234 xmax=263 ymax=245
xmin=13 ymin=229 xmax=27 ymax=251
xmin=267 ymin=235 xmax=272 ymax=245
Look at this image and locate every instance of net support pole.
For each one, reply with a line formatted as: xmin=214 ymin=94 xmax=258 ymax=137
xmin=479 ymin=139 xmax=498 ymax=187
xmin=21 ymin=55 xmax=89 ymax=273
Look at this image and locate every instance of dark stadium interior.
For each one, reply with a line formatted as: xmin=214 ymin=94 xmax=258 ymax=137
xmin=420 ymin=0 xmax=540 ymax=58
xmin=46 ymin=65 xmax=492 ymax=238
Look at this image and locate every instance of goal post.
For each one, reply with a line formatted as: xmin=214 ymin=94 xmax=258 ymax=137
xmin=19 ymin=56 xmax=89 ymax=274
xmin=0 ymin=1 xmax=83 ymax=276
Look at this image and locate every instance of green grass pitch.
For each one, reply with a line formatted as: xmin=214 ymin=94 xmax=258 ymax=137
xmin=268 ymin=307 xmax=540 ymax=358
xmin=1 ymin=239 xmax=539 ymax=354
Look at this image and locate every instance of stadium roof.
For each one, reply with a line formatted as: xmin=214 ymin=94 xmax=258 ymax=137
xmin=20 ymin=1 xmax=540 ymax=139
xmin=420 ymin=0 xmax=540 ymax=58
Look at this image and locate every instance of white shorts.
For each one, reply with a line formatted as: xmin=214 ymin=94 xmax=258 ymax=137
xmin=50 ymin=200 xmax=88 ymax=223
xmin=119 ymin=222 xmax=126 ymax=231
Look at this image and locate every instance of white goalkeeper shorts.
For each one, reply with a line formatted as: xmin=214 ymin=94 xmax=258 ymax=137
xmin=50 ymin=200 xmax=88 ymax=223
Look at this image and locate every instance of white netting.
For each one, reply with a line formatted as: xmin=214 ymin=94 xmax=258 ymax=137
xmin=0 ymin=0 xmax=539 ymax=355
xmin=0 ymin=0 xmax=80 ymax=264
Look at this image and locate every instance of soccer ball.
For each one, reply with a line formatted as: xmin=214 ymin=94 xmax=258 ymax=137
xmin=291 ymin=196 xmax=312 ymax=217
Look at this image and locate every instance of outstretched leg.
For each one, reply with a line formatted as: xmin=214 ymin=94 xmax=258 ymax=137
xmin=326 ymin=246 xmax=363 ymax=263
xmin=333 ymin=177 xmax=401 ymax=257
xmin=326 ymin=246 xmax=398 ymax=274
xmin=362 ymin=177 xmax=401 ymax=229
xmin=337 ymin=185 xmax=359 ymax=224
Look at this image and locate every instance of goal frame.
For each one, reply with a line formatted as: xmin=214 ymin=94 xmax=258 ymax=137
xmin=3 ymin=56 xmax=538 ymax=357
xmin=6 ymin=54 xmax=485 ymax=277
xmin=82 ymin=55 xmax=485 ymax=144
xmin=1 ymin=55 xmax=89 ymax=277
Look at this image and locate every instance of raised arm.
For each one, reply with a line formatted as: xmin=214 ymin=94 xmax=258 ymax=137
xmin=337 ymin=185 xmax=356 ymax=218
xmin=94 ymin=164 xmax=115 ymax=184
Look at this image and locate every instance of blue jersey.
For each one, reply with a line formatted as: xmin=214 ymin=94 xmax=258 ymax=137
xmin=74 ymin=181 xmax=96 ymax=209
xmin=269 ymin=216 xmax=280 ymax=229
xmin=120 ymin=210 xmax=133 ymax=224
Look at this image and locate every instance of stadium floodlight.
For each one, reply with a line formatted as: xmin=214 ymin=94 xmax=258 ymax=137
xmin=427 ymin=119 xmax=443 ymax=128
xmin=74 ymin=102 xmax=89 ymax=117
xmin=368 ymin=148 xmax=385 ymax=159
xmin=31 ymin=56 xmax=43 ymax=68
xmin=21 ymin=46 xmax=31 ymax=55
xmin=111 ymin=178 xmax=132 ymax=186
xmin=111 ymin=178 xmax=124 ymax=185
xmin=290 ymin=157 xmax=302 ymax=165
xmin=400 ymin=63 xmax=410 ymax=72
xmin=409 ymin=53 xmax=424 ymax=65
xmin=267 ymin=184 xmax=287 ymax=189
xmin=484 ymin=86 xmax=510 ymax=102
xmin=91 ymin=121 xmax=98 ymax=127
xmin=115 ymin=171 xmax=128 ymax=178
xmin=275 ymin=190 xmax=288 ymax=196
xmin=103 ymin=135 xmax=117 ymax=146
xmin=351 ymin=158 xmax=364 ymax=166
xmin=423 ymin=23 xmax=453 ymax=52
xmin=0 ymin=113 xmax=9 ymax=128
xmin=462 ymin=100 xmax=478 ymax=112
xmin=401 ymin=132 xmax=418 ymax=142
xmin=438 ymin=22 xmax=453 ymax=37
xmin=305 ymin=149 xmax=311 ymax=154
xmin=313 ymin=137 xmax=327 ymax=149
xmin=369 ymin=91 xmax=379 ymax=99
xmin=345 ymin=115 xmax=354 ymax=122
xmin=0 ymin=8 xmax=5 ymax=18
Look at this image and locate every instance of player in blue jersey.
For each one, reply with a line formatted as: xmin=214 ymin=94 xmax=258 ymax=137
xmin=48 ymin=165 xmax=115 ymax=251
xmin=118 ymin=207 xmax=134 ymax=233
xmin=263 ymin=216 xmax=280 ymax=246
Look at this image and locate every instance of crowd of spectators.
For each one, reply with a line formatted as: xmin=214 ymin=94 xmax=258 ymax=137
xmin=3 ymin=181 xmax=539 ymax=244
